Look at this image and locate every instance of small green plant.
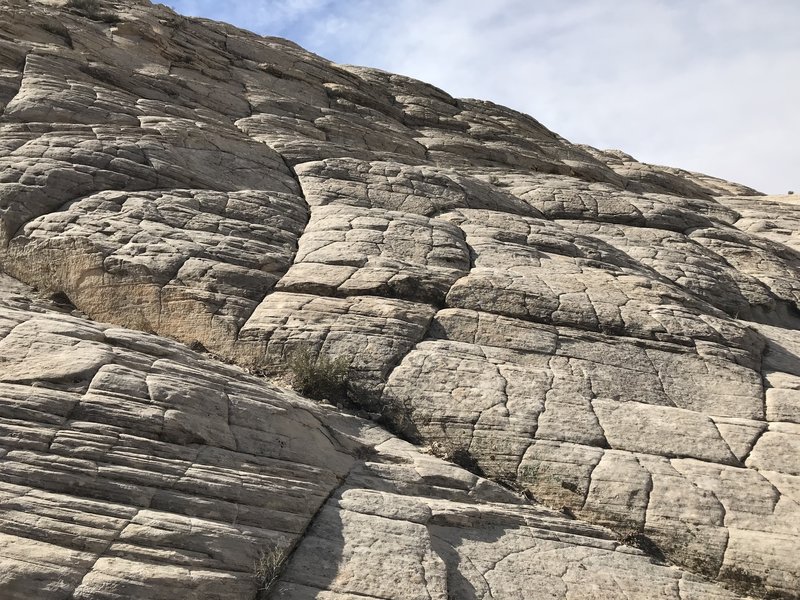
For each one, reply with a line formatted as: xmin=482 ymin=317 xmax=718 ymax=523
xmin=254 ymin=547 xmax=285 ymax=597
xmin=284 ymin=348 xmax=348 ymax=401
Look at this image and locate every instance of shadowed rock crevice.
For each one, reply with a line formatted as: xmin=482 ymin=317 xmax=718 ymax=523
xmin=0 ymin=49 xmax=25 ymax=120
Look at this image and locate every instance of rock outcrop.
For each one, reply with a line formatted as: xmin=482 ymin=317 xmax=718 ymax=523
xmin=0 ymin=1 xmax=797 ymax=599
xmin=0 ymin=273 xmax=753 ymax=600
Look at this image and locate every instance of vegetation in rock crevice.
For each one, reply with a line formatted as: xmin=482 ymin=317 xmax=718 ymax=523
xmin=253 ymin=546 xmax=286 ymax=599
xmin=283 ymin=347 xmax=349 ymax=402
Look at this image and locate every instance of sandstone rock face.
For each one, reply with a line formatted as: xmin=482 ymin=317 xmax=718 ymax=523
xmin=0 ymin=276 xmax=751 ymax=600
xmin=0 ymin=1 xmax=798 ymax=599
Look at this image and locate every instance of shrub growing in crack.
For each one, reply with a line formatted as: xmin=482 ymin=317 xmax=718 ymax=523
xmin=284 ymin=347 xmax=349 ymax=402
xmin=253 ymin=546 xmax=285 ymax=598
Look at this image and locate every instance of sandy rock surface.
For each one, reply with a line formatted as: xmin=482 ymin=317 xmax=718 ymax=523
xmin=0 ymin=1 xmax=797 ymax=598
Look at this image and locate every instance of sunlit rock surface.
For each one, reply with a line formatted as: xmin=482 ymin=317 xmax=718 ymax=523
xmin=0 ymin=1 xmax=798 ymax=598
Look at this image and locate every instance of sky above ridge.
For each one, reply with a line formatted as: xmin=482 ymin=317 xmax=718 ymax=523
xmin=165 ymin=0 xmax=799 ymax=194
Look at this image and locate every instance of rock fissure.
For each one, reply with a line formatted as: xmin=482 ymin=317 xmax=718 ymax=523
xmin=65 ymin=508 xmax=141 ymax=600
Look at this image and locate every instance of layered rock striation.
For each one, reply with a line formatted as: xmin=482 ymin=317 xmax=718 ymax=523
xmin=0 ymin=1 xmax=798 ymax=599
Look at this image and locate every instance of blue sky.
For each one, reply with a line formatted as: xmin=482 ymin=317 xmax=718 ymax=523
xmin=165 ymin=1 xmax=800 ymax=194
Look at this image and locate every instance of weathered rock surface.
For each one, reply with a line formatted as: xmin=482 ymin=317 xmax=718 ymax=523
xmin=0 ymin=1 xmax=797 ymax=598
xmin=0 ymin=276 xmax=751 ymax=600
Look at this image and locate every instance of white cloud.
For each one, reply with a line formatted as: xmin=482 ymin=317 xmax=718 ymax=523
xmin=168 ymin=0 xmax=800 ymax=194
xmin=165 ymin=0 xmax=333 ymax=33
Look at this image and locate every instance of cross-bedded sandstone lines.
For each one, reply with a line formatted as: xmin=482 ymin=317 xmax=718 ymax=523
xmin=0 ymin=2 xmax=798 ymax=598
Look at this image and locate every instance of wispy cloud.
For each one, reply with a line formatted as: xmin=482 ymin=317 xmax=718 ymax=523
xmin=167 ymin=0 xmax=800 ymax=194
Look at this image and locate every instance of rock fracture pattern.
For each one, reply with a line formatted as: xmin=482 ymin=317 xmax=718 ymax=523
xmin=0 ymin=2 xmax=797 ymax=599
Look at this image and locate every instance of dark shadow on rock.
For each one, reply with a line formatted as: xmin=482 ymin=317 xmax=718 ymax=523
xmin=430 ymin=532 xmax=482 ymax=600
xmin=750 ymin=302 xmax=800 ymax=332
xmin=266 ymin=460 xmax=510 ymax=599
xmin=619 ymin=532 xmax=667 ymax=563
xmin=759 ymin=332 xmax=800 ymax=376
